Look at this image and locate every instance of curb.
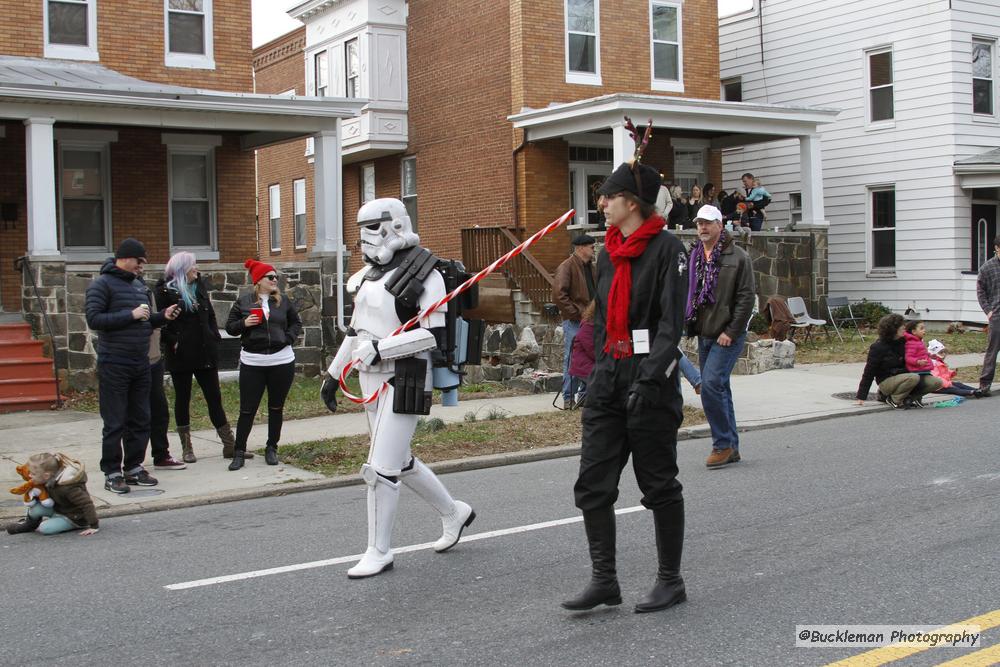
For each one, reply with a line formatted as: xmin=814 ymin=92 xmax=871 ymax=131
xmin=50 ymin=402 xmax=894 ymax=522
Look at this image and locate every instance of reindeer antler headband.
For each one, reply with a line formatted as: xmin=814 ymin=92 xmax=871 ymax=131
xmin=623 ymin=116 xmax=654 ymax=195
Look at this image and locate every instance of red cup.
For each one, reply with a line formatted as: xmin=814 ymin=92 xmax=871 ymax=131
xmin=250 ymin=307 xmax=264 ymax=320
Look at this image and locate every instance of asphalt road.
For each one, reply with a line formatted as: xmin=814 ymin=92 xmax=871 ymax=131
xmin=2 ymin=400 xmax=999 ymax=666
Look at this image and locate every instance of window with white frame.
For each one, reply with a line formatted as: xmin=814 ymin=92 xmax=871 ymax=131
xmin=973 ymin=39 xmax=994 ymax=116
xmin=293 ymin=179 xmax=307 ymax=249
xmin=314 ymin=51 xmax=329 ymax=97
xmin=869 ymin=187 xmax=895 ymax=271
xmin=789 ymin=192 xmax=802 ymax=226
xmin=722 ymin=77 xmax=742 ymax=102
xmin=58 ymin=143 xmax=109 ymax=249
xmin=345 ymin=38 xmax=360 ymax=98
xmin=402 ymin=157 xmax=417 ymax=231
xmin=566 ymin=0 xmax=600 ymax=84
xmin=867 ymin=48 xmax=894 ymax=123
xmin=268 ymin=184 xmax=281 ymax=252
xmin=650 ymin=1 xmax=682 ymax=91
xmin=361 ymin=163 xmax=376 ymax=205
xmin=169 ymin=148 xmax=216 ymax=249
xmin=45 ymin=0 xmax=98 ymax=60
xmin=165 ymin=0 xmax=214 ymax=69
xmin=673 ymin=147 xmax=705 ymax=197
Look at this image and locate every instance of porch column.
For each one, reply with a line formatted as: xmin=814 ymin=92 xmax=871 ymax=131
xmin=611 ymin=122 xmax=634 ymax=168
xmin=312 ymin=125 xmax=344 ymax=254
xmin=798 ymin=133 xmax=829 ymax=229
xmin=24 ymin=118 xmax=60 ymax=257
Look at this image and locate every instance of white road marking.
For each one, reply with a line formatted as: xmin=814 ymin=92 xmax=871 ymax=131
xmin=164 ymin=505 xmax=647 ymax=591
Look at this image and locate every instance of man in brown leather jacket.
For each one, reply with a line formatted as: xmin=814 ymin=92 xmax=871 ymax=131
xmin=685 ymin=205 xmax=756 ymax=468
xmin=552 ymin=234 xmax=596 ymax=409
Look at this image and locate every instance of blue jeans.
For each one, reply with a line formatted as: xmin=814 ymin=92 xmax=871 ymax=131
xmin=562 ymin=320 xmax=581 ymax=402
xmin=27 ymin=504 xmax=78 ymax=535
xmin=698 ymin=333 xmax=746 ymax=451
xmin=679 ymin=353 xmax=701 ymax=389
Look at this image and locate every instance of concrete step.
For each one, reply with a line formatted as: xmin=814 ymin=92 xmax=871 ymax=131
xmin=0 ymin=340 xmax=45 ymax=357
xmin=0 ymin=377 xmax=59 ymax=400
xmin=0 ymin=358 xmax=54 ymax=380
xmin=0 ymin=395 xmax=60 ymax=414
xmin=0 ymin=324 xmax=33 ymax=342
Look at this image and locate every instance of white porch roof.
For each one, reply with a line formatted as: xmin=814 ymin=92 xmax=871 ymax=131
xmin=0 ymin=56 xmax=365 ymax=149
xmin=508 ymin=93 xmax=839 ymax=147
xmin=955 ymin=148 xmax=1000 ymax=189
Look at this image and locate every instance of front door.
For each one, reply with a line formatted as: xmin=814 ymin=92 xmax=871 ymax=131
xmin=972 ymin=203 xmax=997 ymax=271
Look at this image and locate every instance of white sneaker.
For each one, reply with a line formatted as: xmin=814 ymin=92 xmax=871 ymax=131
xmin=347 ymin=548 xmax=394 ymax=579
xmin=434 ymin=501 xmax=476 ymax=553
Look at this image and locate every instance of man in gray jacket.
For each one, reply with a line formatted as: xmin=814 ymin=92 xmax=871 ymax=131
xmin=685 ymin=205 xmax=756 ymax=468
xmin=977 ymin=235 xmax=1000 ymax=396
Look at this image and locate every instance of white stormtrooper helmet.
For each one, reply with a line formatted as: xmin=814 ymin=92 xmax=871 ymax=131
xmin=357 ymin=198 xmax=420 ymax=265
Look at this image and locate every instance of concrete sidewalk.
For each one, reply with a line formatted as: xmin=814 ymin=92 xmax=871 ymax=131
xmin=0 ymin=354 xmax=987 ymax=520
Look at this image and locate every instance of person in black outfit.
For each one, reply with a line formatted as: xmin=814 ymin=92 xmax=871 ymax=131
xmin=855 ymin=313 xmax=941 ymax=408
xmin=562 ymin=156 xmax=688 ymax=615
xmin=225 ymin=259 xmax=302 ymax=470
xmin=155 ymin=251 xmax=241 ymax=464
xmin=84 ymin=238 xmax=179 ymax=494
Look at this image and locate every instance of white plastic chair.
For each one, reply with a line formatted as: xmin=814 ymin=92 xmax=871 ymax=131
xmin=787 ymin=296 xmax=827 ymax=343
xmin=826 ymin=296 xmax=865 ymax=343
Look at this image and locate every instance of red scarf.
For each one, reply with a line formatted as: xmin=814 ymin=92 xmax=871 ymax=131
xmin=603 ymin=214 xmax=665 ymax=358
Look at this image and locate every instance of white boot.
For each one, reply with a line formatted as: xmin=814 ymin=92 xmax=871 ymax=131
xmin=400 ymin=457 xmax=476 ymax=552
xmin=347 ymin=470 xmax=400 ymax=579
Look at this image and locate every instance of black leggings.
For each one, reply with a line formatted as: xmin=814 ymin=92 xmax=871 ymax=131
xmin=235 ymin=361 xmax=295 ymax=452
xmin=171 ymin=367 xmax=228 ymax=429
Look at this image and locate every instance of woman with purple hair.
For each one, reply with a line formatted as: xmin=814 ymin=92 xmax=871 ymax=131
xmin=154 ymin=252 xmax=241 ymax=463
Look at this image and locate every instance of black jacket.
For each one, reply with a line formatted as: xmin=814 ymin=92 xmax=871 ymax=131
xmin=226 ymin=292 xmax=303 ymax=355
xmin=668 ymin=199 xmax=689 ymax=229
xmin=589 ymin=227 xmax=688 ymax=408
xmin=85 ymin=258 xmax=166 ymax=365
xmin=856 ymin=338 xmax=908 ymax=400
xmin=154 ymin=277 xmax=221 ymax=372
xmin=687 ymin=237 xmax=756 ymax=340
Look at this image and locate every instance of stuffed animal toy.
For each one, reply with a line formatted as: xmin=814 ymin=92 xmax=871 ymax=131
xmin=9 ymin=463 xmax=54 ymax=508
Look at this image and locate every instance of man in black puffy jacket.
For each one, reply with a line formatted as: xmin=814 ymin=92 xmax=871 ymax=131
xmin=85 ymin=238 xmax=179 ymax=494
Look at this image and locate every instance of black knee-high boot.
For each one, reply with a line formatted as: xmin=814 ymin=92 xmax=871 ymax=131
xmin=561 ymin=506 xmax=622 ymax=610
xmin=635 ymin=500 xmax=687 ymax=613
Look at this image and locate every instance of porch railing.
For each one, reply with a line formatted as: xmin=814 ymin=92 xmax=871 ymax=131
xmin=461 ymin=226 xmax=555 ymax=315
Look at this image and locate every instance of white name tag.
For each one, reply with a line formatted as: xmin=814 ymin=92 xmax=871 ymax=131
xmin=632 ymin=329 xmax=650 ymax=355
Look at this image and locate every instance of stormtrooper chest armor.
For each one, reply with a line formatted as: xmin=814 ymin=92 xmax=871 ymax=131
xmin=353 ymin=269 xmax=404 ymax=340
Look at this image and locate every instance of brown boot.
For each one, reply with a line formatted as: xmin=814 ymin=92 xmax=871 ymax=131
xmin=218 ymin=423 xmax=252 ymax=459
xmin=706 ymin=447 xmax=739 ymax=468
xmin=178 ymin=425 xmax=196 ymax=464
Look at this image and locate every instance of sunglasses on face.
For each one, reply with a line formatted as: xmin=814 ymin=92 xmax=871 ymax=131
xmin=262 ymin=274 xmax=278 ymax=281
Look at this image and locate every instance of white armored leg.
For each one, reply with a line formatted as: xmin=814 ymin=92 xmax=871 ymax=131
xmin=347 ymin=464 xmax=400 ymax=579
xmin=400 ymin=457 xmax=476 ymax=552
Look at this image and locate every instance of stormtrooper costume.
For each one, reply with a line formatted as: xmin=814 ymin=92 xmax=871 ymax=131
xmin=325 ymin=198 xmax=476 ymax=579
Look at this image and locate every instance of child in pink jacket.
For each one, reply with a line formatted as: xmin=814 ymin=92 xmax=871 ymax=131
xmin=903 ymin=320 xmax=933 ymax=373
xmin=927 ymin=339 xmax=984 ymax=398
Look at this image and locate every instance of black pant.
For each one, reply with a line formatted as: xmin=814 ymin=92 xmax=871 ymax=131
xmin=98 ymin=362 xmax=151 ymax=476
xmin=148 ymin=360 xmax=170 ymax=462
xmin=171 ymin=367 xmax=228 ymax=428
xmin=574 ymin=396 xmax=684 ymax=512
xmin=234 ymin=361 xmax=295 ymax=452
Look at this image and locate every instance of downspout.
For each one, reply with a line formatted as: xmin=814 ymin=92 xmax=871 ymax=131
xmin=512 ymin=134 xmax=528 ymax=231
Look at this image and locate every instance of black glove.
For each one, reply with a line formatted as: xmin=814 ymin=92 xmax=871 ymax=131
xmin=321 ymin=377 xmax=338 ymax=413
xmin=626 ymin=391 xmax=646 ymax=415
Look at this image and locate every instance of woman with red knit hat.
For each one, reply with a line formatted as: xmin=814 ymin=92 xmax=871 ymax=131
xmin=224 ymin=259 xmax=303 ymax=470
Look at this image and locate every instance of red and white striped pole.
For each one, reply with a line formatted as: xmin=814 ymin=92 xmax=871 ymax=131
xmin=339 ymin=209 xmax=576 ymax=404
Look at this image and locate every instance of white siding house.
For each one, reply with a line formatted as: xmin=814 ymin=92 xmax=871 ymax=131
xmin=720 ymin=0 xmax=1000 ymax=323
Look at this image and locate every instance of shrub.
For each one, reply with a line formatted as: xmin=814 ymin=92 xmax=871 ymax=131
xmin=832 ymin=299 xmax=892 ymax=328
xmin=748 ymin=312 xmax=769 ymax=335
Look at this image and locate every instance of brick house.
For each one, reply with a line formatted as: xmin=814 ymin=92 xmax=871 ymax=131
xmin=0 ymin=0 xmax=363 ymax=394
xmin=255 ymin=0 xmax=837 ymax=324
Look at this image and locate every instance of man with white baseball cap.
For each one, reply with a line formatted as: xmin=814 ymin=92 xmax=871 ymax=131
xmin=684 ymin=204 xmax=756 ymax=469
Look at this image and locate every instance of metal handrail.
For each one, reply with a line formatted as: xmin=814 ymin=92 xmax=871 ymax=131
xmin=14 ymin=255 xmax=63 ymax=409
